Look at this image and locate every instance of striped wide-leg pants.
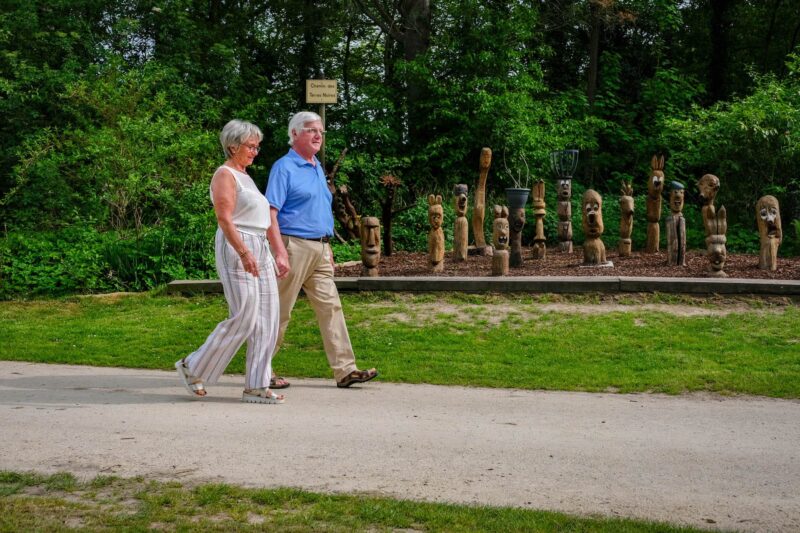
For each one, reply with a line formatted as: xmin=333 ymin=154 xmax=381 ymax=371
xmin=184 ymin=228 xmax=279 ymax=390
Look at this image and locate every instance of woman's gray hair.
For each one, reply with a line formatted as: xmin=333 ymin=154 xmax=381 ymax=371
xmin=220 ymin=119 xmax=263 ymax=158
xmin=287 ymin=111 xmax=322 ymax=146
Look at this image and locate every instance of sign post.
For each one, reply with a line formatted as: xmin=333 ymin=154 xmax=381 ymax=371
xmin=305 ymin=79 xmax=337 ymax=168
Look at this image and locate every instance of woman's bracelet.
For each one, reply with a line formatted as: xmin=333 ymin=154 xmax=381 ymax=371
xmin=238 ymin=248 xmax=248 ymax=257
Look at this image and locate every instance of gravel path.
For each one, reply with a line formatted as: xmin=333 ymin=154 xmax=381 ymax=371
xmin=2 ymin=361 xmax=799 ymax=532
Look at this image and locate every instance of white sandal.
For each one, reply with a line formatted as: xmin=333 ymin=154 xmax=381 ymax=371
xmin=175 ymin=359 xmax=206 ymax=397
xmin=242 ymin=388 xmax=285 ymax=404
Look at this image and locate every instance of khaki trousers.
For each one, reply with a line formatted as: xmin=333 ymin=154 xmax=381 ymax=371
xmin=273 ymin=235 xmax=357 ymax=381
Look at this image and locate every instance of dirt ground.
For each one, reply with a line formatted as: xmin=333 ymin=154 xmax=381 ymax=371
xmin=336 ymin=247 xmax=800 ymax=280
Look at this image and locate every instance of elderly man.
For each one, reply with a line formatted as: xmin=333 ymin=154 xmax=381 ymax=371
xmin=266 ymin=111 xmax=378 ymax=388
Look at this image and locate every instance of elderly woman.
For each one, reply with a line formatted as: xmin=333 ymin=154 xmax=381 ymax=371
xmin=175 ymin=119 xmax=285 ymax=404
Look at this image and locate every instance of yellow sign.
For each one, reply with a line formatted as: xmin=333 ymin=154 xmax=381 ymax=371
xmin=306 ymin=79 xmax=338 ymax=104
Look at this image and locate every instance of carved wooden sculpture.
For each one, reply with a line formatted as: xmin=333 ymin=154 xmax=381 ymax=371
xmin=531 ymin=180 xmax=546 ymax=260
xmin=509 ymin=203 xmax=526 ymax=268
xmin=665 ymin=182 xmax=687 ymax=267
xmin=698 ymin=173 xmax=720 ymax=239
xmin=756 ymin=195 xmax=782 ymax=271
xmin=359 ymin=216 xmax=381 ymax=277
xmin=557 ymin=178 xmax=573 ymax=252
xmin=581 ymin=189 xmax=608 ymax=265
xmin=453 ymin=184 xmax=469 ymax=261
xmin=618 ymin=180 xmax=634 ymax=257
xmin=472 ymin=148 xmax=492 ymax=254
xmin=645 ymin=155 xmax=665 ymax=253
xmin=705 ymin=205 xmax=728 ymax=277
xmin=491 ymin=205 xmax=510 ymax=276
xmin=427 ymin=194 xmax=444 ymax=273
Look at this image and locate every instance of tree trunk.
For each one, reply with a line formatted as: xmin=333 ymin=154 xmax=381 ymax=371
xmin=709 ymin=0 xmax=733 ymax=102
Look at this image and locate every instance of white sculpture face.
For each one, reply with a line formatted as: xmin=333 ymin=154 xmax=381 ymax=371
xmin=760 ymin=206 xmax=778 ymax=224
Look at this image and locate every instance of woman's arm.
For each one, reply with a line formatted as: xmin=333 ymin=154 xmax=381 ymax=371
xmin=211 ymin=169 xmax=259 ymax=277
xmin=267 ymin=207 xmax=290 ymax=279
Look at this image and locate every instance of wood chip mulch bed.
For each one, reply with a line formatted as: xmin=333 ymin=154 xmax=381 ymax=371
xmin=336 ymin=248 xmax=800 ymax=280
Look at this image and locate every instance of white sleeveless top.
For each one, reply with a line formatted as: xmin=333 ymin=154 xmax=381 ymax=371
xmin=210 ymin=165 xmax=271 ymax=235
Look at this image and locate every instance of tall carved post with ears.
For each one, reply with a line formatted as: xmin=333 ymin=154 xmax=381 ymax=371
xmin=531 ymin=180 xmax=546 ymax=260
xmin=472 ymin=148 xmax=492 ymax=254
xmin=427 ymin=194 xmax=444 ymax=273
xmin=491 ymin=205 xmax=510 ymax=276
xmin=581 ymin=189 xmax=609 ymax=266
xmin=705 ymin=205 xmax=728 ymax=277
xmin=359 ymin=216 xmax=381 ymax=277
xmin=618 ymin=181 xmax=634 ymax=257
xmin=453 ymin=184 xmax=469 ymax=261
xmin=665 ymin=182 xmax=687 ymax=266
xmin=509 ymin=203 xmax=526 ymax=268
xmin=645 ymin=155 xmax=665 ymax=253
xmin=756 ymin=195 xmax=782 ymax=271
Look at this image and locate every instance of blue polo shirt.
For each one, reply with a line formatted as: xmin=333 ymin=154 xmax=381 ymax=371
xmin=266 ymin=149 xmax=334 ymax=238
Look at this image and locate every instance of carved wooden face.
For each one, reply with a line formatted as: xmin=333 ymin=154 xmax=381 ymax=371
xmin=756 ymin=195 xmax=782 ymax=241
xmin=669 ymin=189 xmax=685 ymax=214
xmin=492 ymin=206 xmax=509 ymax=250
xmin=509 ymin=207 xmax=526 ymax=233
xmin=698 ymin=174 xmax=720 ymax=205
xmin=648 ymin=172 xmax=664 ymax=197
xmin=453 ymin=184 xmax=468 ymax=217
xmin=708 ymin=237 xmax=727 ymax=271
xmin=582 ymin=190 xmax=604 ymax=237
xmin=359 ymin=216 xmax=381 ymax=268
xmin=557 ymin=179 xmax=572 ymax=200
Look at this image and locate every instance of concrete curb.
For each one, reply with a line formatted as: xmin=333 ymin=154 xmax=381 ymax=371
xmin=167 ymin=276 xmax=800 ymax=295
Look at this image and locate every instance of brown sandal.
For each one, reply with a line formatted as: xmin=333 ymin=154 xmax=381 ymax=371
xmin=336 ymin=368 xmax=378 ymax=388
xmin=270 ymin=375 xmax=290 ymax=389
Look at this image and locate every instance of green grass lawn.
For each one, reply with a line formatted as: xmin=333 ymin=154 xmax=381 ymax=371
xmin=0 ymin=471 xmax=708 ymax=532
xmin=2 ymin=291 xmax=798 ymax=398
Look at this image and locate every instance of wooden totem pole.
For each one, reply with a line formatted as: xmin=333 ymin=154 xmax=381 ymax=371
xmin=557 ymin=179 xmax=573 ymax=253
xmin=359 ymin=216 xmax=381 ymax=277
xmin=618 ymin=180 xmax=634 ymax=257
xmin=427 ymin=194 xmax=444 ymax=273
xmin=704 ymin=205 xmax=728 ymax=277
xmin=756 ymin=195 xmax=782 ymax=271
xmin=531 ymin=180 xmax=546 ymax=260
xmin=581 ymin=189 xmax=609 ymax=266
xmin=472 ymin=148 xmax=492 ymax=255
xmin=491 ymin=205 xmax=510 ymax=276
xmin=645 ymin=155 xmax=665 ymax=253
xmin=509 ymin=201 xmax=526 ymax=268
xmin=665 ymin=182 xmax=687 ymax=267
xmin=453 ymin=184 xmax=469 ymax=261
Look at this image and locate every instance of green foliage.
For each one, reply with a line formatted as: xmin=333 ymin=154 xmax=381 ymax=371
xmin=390 ymin=194 xmax=456 ymax=253
xmin=662 ymin=55 xmax=800 ymax=228
xmin=1 ymin=2 xmax=798 ymax=296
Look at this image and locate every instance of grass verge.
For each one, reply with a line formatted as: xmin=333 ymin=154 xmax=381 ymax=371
xmin=1 ymin=292 xmax=799 ymax=397
xmin=0 ymin=471 xmax=709 ymax=532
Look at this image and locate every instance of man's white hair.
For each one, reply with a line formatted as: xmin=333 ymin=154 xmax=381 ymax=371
xmin=287 ymin=111 xmax=322 ymax=146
